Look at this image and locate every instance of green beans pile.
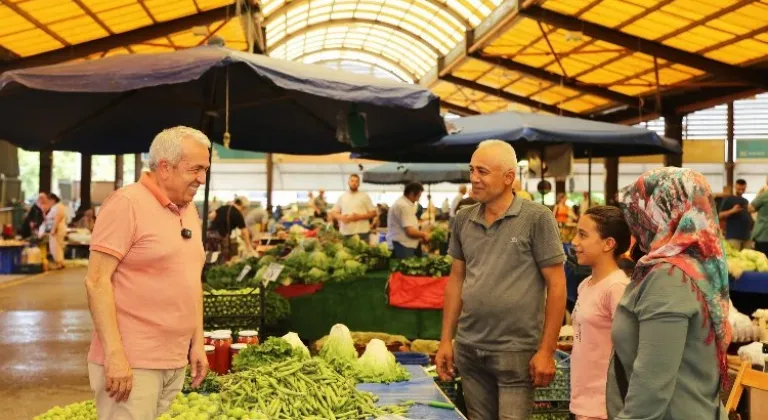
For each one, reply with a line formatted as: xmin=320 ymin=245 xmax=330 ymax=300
xmin=218 ymin=357 xmax=411 ymax=420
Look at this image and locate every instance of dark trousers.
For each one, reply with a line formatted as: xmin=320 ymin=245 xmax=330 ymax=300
xmin=392 ymin=241 xmax=418 ymax=259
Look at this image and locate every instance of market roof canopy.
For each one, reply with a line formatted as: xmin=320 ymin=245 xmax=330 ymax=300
xmin=1 ymin=1 xmax=767 ymax=124
xmin=355 ymin=110 xmax=681 ymax=162
xmin=0 ymin=46 xmax=445 ymax=155
xmin=363 ymin=162 xmax=470 ymax=185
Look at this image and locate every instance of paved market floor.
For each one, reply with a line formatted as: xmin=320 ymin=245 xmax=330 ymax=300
xmin=0 ymin=268 xmax=93 ymax=419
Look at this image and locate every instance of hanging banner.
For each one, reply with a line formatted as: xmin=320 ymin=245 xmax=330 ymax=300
xmin=737 ymin=139 xmax=768 ymax=160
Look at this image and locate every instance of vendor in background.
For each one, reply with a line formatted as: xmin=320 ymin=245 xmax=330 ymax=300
xmin=246 ymin=202 xmax=268 ymax=240
xmin=331 ymin=174 xmax=377 ymax=242
xmin=207 ymin=197 xmax=253 ymax=262
xmin=719 ymin=179 xmax=753 ymax=250
xmin=387 ymin=182 xmax=430 ymax=259
xmin=436 ymin=140 xmax=566 ymax=419
xmin=20 ymin=191 xmax=48 ymax=238
xmin=312 ymin=189 xmax=328 ymax=219
xmin=512 ymin=179 xmax=533 ymax=200
xmin=751 ymin=187 xmax=768 ymax=256
xmin=610 ymin=167 xmax=729 ymax=420
xmin=43 ymin=193 xmax=68 ymax=270
xmin=450 ymin=184 xmax=467 ymax=218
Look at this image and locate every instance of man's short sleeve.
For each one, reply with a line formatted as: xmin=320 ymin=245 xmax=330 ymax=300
xmin=720 ymin=196 xmax=734 ymax=213
xmin=90 ymin=193 xmax=136 ymax=260
xmin=233 ymin=209 xmax=246 ymax=229
xmin=532 ymin=210 xmax=566 ymax=267
xmin=448 ymin=210 xmax=466 ymax=260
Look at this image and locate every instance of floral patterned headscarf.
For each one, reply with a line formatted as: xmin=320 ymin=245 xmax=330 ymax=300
xmin=620 ymin=167 xmax=731 ymax=389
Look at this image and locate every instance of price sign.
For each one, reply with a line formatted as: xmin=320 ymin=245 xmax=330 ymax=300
xmin=235 ymin=265 xmax=252 ymax=283
xmin=262 ymin=263 xmax=285 ymax=285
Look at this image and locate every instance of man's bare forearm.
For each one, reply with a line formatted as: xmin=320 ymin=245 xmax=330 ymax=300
xmin=539 ymin=266 xmax=567 ymax=354
xmin=191 ymin=285 xmax=204 ymax=348
xmin=440 ymin=261 xmax=465 ymax=343
xmin=86 ymin=276 xmax=124 ymax=356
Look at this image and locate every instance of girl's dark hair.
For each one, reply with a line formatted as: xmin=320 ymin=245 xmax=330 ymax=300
xmin=48 ymin=193 xmax=61 ymax=203
xmin=584 ymin=205 xmax=631 ymax=257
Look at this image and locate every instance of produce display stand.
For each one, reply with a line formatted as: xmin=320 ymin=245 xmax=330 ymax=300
xmin=358 ymin=365 xmax=467 ymax=420
xmin=289 ymin=271 xmax=443 ymax=341
xmin=203 ymin=283 xmax=267 ymax=344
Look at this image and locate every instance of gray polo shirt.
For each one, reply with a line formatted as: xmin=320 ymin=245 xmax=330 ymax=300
xmin=449 ymin=196 xmax=565 ymax=351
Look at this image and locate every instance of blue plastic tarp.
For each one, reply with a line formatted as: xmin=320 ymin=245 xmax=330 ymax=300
xmin=730 ymin=272 xmax=768 ymax=294
xmin=363 ymin=163 xmax=469 ymax=185
xmin=0 ymin=46 xmax=445 ymax=155
xmin=358 ymin=366 xmax=465 ymax=420
xmin=355 ymin=111 xmax=681 ymax=162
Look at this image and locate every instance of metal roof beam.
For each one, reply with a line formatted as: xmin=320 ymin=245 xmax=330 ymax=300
xmin=519 ymin=5 xmax=768 ymax=90
xmin=599 ymin=86 xmax=764 ymax=125
xmin=441 ymin=74 xmax=583 ymax=118
xmin=471 ymin=52 xmax=647 ymax=108
xmin=0 ymin=4 xmax=236 ymax=73
xmin=441 ymin=102 xmax=481 ymax=116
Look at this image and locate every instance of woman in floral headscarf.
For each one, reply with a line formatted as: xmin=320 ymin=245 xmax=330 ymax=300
xmin=607 ymin=167 xmax=730 ymax=420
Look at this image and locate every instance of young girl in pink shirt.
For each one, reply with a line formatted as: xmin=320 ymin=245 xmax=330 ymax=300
xmin=570 ymin=206 xmax=632 ymax=420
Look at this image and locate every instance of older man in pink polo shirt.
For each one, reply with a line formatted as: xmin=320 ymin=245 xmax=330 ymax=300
xmin=85 ymin=126 xmax=210 ymax=419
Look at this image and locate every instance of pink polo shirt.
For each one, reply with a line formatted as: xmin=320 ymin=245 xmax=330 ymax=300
xmin=88 ymin=174 xmax=205 ymax=370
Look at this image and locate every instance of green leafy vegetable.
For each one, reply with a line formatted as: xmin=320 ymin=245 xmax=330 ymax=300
xmin=231 ymin=337 xmax=295 ymax=371
xmin=319 ymin=323 xmax=358 ymax=374
xmin=354 ymin=339 xmax=410 ymax=384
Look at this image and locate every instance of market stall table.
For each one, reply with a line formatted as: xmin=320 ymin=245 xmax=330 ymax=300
xmin=358 ymin=365 xmax=465 ymax=420
xmin=289 ymin=271 xmax=442 ymax=341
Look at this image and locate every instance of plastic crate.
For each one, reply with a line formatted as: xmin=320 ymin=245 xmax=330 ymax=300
xmin=394 ymin=352 xmax=430 ymax=366
xmin=534 ymin=350 xmax=571 ymax=402
xmin=203 ymin=291 xmax=261 ymax=330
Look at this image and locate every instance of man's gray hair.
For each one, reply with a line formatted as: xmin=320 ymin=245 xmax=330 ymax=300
xmin=148 ymin=126 xmax=211 ymax=170
xmin=477 ymin=140 xmax=518 ymax=172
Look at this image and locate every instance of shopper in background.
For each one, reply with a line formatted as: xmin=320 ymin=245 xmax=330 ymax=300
xmin=719 ymin=179 xmax=753 ymax=250
xmin=436 ymin=140 xmax=567 ymax=419
xmin=512 ymin=178 xmax=532 ymax=200
xmin=569 ymin=206 xmax=631 ymax=420
xmin=312 ymin=189 xmax=328 ymax=219
xmin=208 ymin=197 xmax=254 ymax=262
xmin=553 ymin=192 xmax=572 ymax=224
xmin=750 ymin=187 xmax=768 ymax=256
xmin=44 ymin=193 xmax=68 ymax=270
xmin=387 ymin=182 xmax=429 ymax=259
xmin=331 ymin=174 xmax=376 ymax=241
xmin=245 ymin=202 xmax=268 ymax=240
xmin=20 ymin=191 xmax=48 ymax=238
xmin=450 ymin=184 xmax=467 ymax=218
xmin=609 ymin=167 xmax=730 ymax=420
xmin=85 ymin=126 xmax=211 ymax=419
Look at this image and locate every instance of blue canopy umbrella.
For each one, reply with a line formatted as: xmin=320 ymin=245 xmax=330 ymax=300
xmin=0 ymin=46 xmax=445 ymax=155
xmin=0 ymin=46 xmax=445 ymax=235
xmin=363 ymin=162 xmax=469 ymax=185
xmin=355 ymin=110 xmax=680 ymax=162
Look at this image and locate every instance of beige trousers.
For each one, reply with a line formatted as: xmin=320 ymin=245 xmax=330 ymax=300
xmin=88 ymin=363 xmax=185 ymax=420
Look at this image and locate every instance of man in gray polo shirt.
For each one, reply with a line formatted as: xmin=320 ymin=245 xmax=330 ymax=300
xmin=436 ymin=140 xmax=566 ymax=419
xmin=387 ymin=182 xmax=429 ymax=259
